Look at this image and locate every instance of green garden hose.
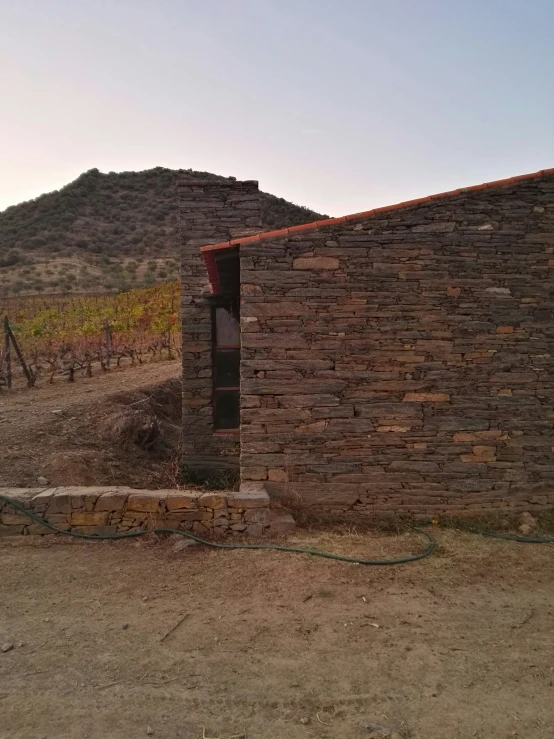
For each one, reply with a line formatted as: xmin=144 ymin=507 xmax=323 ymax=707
xmin=438 ymin=524 xmax=554 ymax=544
xmin=0 ymin=493 xmax=433 ymax=566
xmin=1 ymin=494 xmax=553 ymax=567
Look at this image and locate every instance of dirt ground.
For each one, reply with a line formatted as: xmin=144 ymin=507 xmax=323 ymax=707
xmin=1 ymin=529 xmax=553 ymax=739
xmin=1 ymin=360 xmax=554 ymax=738
xmin=0 ymin=361 xmax=182 ymax=488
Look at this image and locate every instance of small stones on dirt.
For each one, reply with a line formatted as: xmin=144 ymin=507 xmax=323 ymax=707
xmin=172 ymin=537 xmax=198 ymax=552
xmin=146 ymin=725 xmax=154 ymax=735
xmin=36 ymin=476 xmax=49 ymax=486
xmin=1 ymin=643 xmax=14 ymax=653
xmin=299 ymin=717 xmax=310 ymax=725
xmin=359 ymin=722 xmax=392 ymax=736
xmin=519 ymin=512 xmax=537 ymax=534
xmin=520 ymin=511 xmax=536 ymax=523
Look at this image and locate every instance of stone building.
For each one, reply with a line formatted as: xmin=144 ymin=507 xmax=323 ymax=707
xmin=179 ymin=169 xmax=554 ymax=518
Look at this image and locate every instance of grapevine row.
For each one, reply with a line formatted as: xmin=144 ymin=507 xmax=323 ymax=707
xmin=0 ymin=282 xmax=181 ymax=386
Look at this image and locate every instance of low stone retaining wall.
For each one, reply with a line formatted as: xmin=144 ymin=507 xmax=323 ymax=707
xmin=0 ymin=485 xmax=275 ymax=538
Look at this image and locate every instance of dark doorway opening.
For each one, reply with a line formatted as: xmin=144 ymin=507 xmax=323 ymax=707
xmin=212 ymin=300 xmax=240 ymax=430
xmin=208 ymin=246 xmax=241 ymax=432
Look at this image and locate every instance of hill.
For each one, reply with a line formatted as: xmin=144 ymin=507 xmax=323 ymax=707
xmin=0 ymin=167 xmax=325 ymax=296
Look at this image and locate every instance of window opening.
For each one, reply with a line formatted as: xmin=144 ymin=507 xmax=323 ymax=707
xmin=213 ymin=302 xmax=240 ymax=430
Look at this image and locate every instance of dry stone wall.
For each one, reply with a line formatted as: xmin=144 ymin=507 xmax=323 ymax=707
xmin=0 ymin=486 xmax=270 ymax=537
xmin=179 ymin=179 xmax=262 ymax=475
xmin=240 ymin=176 xmax=554 ymax=517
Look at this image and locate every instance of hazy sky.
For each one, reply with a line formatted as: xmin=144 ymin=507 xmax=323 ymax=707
xmin=1 ymin=0 xmax=553 ymax=216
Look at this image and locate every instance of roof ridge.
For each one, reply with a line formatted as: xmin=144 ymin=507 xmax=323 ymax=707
xmin=200 ymin=167 xmax=554 ymax=256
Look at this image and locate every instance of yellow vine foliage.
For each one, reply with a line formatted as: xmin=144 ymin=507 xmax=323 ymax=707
xmin=0 ymin=282 xmax=181 ymax=377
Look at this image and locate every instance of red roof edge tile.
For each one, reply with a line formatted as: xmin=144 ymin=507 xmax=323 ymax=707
xmin=315 ymin=217 xmax=347 ymax=229
xmin=262 ymin=227 xmax=290 ymax=240
xmin=344 ymin=209 xmax=373 ymax=221
xmin=200 ymin=234 xmax=260 ymax=254
xmin=200 ymin=167 xmax=553 ymax=293
xmin=288 ymin=221 xmax=320 ymax=233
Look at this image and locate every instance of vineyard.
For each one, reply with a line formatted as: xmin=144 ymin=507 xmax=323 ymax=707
xmin=0 ymin=282 xmax=181 ymax=387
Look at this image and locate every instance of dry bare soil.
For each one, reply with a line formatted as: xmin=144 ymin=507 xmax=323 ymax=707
xmin=0 ymin=531 xmax=553 ymax=739
xmin=1 ymin=361 xmax=553 ymax=738
xmin=0 ymin=361 xmax=182 ymax=488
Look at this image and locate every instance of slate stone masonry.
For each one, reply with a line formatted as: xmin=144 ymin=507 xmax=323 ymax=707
xmin=179 ymin=179 xmax=262 ymax=474
xmin=239 ymin=175 xmax=554 ymax=517
xmin=0 ymin=486 xmax=271 ymax=537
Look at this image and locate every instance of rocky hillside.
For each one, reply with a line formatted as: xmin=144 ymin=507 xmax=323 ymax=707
xmin=0 ymin=167 xmax=325 ymax=295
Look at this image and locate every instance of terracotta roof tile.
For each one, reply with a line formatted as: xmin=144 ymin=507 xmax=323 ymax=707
xmin=290 ymin=221 xmax=323 ymax=233
xmin=314 ymin=217 xmax=347 ymax=228
xmin=200 ymin=167 xmax=554 ymax=293
xmin=260 ymin=228 xmax=289 ymax=240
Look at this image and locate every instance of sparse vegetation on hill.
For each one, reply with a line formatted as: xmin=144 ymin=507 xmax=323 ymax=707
xmin=0 ymin=167 xmax=325 ymax=296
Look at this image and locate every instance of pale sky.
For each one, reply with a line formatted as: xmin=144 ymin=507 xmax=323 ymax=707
xmin=1 ymin=0 xmax=553 ymax=216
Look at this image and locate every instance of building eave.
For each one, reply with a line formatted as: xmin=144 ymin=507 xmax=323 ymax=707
xmin=200 ymin=167 xmax=554 ymax=294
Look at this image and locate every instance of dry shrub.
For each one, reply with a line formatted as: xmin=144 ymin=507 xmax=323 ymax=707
xmin=99 ymin=408 xmax=160 ymax=450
